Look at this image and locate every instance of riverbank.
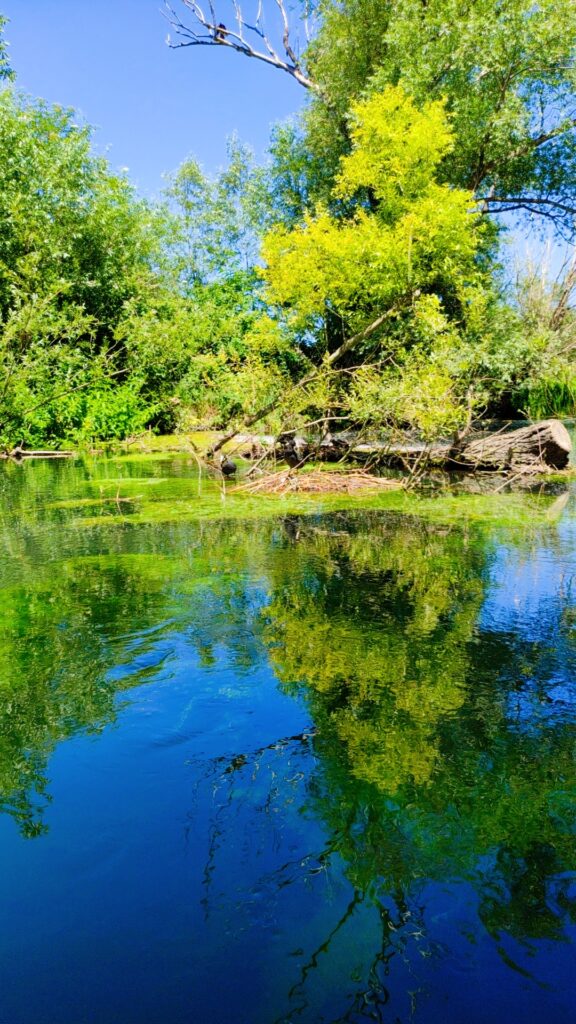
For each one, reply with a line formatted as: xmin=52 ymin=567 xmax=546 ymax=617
xmin=2 ymin=422 xmax=574 ymax=500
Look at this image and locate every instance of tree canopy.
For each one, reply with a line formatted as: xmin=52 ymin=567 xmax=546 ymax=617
xmin=303 ymin=0 xmax=576 ymax=233
xmin=0 ymin=5 xmax=575 ymax=449
xmin=170 ymin=0 xmax=576 ymax=235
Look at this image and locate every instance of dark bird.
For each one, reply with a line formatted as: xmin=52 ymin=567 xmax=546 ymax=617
xmin=215 ymin=22 xmax=228 ymax=41
xmin=219 ymin=454 xmax=237 ymax=477
xmin=283 ymin=438 xmax=307 ymax=469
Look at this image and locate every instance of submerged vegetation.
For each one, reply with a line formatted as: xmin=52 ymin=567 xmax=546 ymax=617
xmin=0 ymin=453 xmax=574 ymax=1021
xmin=0 ymin=454 xmax=573 ymax=836
xmin=1 ymin=4 xmax=576 ymax=453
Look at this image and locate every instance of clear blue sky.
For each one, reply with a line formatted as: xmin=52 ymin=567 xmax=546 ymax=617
xmin=2 ymin=0 xmax=305 ymax=196
xmin=0 ymin=1 xmax=567 ymax=273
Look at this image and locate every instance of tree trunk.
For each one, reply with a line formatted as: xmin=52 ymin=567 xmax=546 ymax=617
xmin=453 ymin=419 xmax=572 ymax=470
xmin=275 ymin=419 xmax=572 ymax=473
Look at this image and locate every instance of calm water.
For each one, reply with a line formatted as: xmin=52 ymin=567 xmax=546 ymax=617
xmin=0 ymin=455 xmax=575 ymax=1024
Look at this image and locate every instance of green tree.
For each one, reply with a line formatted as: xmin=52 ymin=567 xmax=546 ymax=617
xmin=169 ymin=0 xmax=576 ymax=233
xmin=164 ymin=137 xmax=271 ymax=284
xmin=288 ymin=0 xmax=576 ymax=235
xmin=117 ymin=141 xmax=303 ymax=432
xmin=470 ymin=253 xmax=576 ymax=417
xmin=261 ymin=85 xmax=491 ymax=437
xmin=0 ymin=90 xmax=168 ymax=446
xmin=0 ymin=15 xmax=14 ymax=82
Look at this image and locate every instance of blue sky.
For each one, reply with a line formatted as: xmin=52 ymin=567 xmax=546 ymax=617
xmin=2 ymin=0 xmax=305 ymax=197
xmin=1 ymin=1 xmax=569 ymax=273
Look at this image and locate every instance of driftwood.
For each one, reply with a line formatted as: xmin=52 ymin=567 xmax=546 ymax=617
xmin=275 ymin=419 xmax=572 ymax=474
xmin=1 ymin=447 xmax=75 ymax=460
xmin=237 ymin=470 xmax=402 ymax=495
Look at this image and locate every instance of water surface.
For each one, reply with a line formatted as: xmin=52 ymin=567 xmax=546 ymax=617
xmin=0 ymin=455 xmax=575 ymax=1023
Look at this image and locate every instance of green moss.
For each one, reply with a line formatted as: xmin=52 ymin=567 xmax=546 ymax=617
xmin=4 ymin=449 xmax=573 ymax=537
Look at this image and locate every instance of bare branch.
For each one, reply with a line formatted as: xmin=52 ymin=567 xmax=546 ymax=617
xmin=474 ymin=194 xmax=576 ymax=238
xmin=164 ymin=0 xmax=319 ymax=92
xmin=550 ymin=250 xmax=576 ymax=330
xmin=275 ymin=0 xmax=297 ymax=67
xmin=479 ymin=195 xmax=576 ymax=216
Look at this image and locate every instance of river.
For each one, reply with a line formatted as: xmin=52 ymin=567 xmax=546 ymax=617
xmin=0 ymin=453 xmax=574 ymax=1023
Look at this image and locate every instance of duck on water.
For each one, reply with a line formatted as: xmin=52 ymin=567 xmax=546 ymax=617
xmin=218 ymin=454 xmax=237 ymax=477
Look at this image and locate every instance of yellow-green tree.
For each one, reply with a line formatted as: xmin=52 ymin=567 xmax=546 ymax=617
xmin=261 ymin=86 xmax=491 ymax=438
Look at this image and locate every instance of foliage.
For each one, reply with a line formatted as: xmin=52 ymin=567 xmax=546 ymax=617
xmin=164 ymin=137 xmax=271 ymax=284
xmin=262 ymin=86 xmax=489 ymax=437
xmin=1 ymin=5 xmax=575 ymax=447
xmin=0 ymin=92 xmax=293 ymax=444
xmin=119 ymin=269 xmax=300 ymax=431
xmin=112 ymin=141 xmax=303 ymax=434
xmin=0 ymin=91 xmax=159 ymax=334
xmin=469 ymin=255 xmax=576 ymax=417
xmin=0 ymin=88 xmax=169 ymax=446
xmin=0 ymin=15 xmax=13 ymax=82
xmin=159 ymin=0 xmax=576 ymax=435
xmin=265 ymin=119 xmax=328 ymax=228
xmin=300 ymin=0 xmax=576 ymax=235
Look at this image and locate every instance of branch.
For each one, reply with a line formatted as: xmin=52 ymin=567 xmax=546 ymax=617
xmin=471 ymin=117 xmax=573 ymax=189
xmin=481 ymin=195 xmax=576 ymax=214
xmin=164 ymin=0 xmax=319 ymax=92
xmin=327 ymin=309 xmax=398 ymax=365
xmin=506 ymin=116 xmax=576 ymax=164
xmin=476 ymin=194 xmax=576 ymax=235
xmin=209 ymin=306 xmax=401 ymax=455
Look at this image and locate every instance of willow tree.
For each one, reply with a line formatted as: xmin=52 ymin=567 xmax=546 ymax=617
xmin=305 ymin=0 xmax=576 ymax=234
xmin=167 ymin=0 xmax=576 ymax=236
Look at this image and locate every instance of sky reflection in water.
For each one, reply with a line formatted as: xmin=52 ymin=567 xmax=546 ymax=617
xmin=0 ymin=455 xmax=574 ymax=1024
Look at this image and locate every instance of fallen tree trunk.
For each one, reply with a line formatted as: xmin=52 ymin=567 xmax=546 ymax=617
xmin=275 ymin=419 xmax=572 ymax=473
xmin=453 ymin=419 xmax=572 ymax=471
xmin=1 ymin=448 xmax=75 ymax=460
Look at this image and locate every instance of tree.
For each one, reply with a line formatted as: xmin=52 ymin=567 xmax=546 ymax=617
xmin=305 ymin=0 xmax=576 ymax=235
xmin=469 ymin=251 xmax=576 ymax=417
xmin=164 ymin=137 xmax=272 ymax=284
xmin=259 ymin=85 xmax=490 ymax=438
xmin=0 ymin=16 xmax=14 ymax=83
xmin=0 ymin=89 xmax=169 ymax=446
xmin=116 ymin=140 xmax=303 ymax=433
xmin=168 ymin=0 xmax=576 ymax=235
xmin=164 ymin=0 xmax=318 ymax=91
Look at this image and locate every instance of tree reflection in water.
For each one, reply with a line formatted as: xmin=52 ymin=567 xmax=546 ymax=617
xmin=0 ymin=456 xmax=575 ymax=1021
xmin=185 ymin=513 xmax=576 ymax=1021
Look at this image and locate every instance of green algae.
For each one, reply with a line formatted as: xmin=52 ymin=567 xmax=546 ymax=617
xmin=2 ymin=449 xmax=575 ymax=539
xmin=74 ymin=471 xmax=574 ymax=534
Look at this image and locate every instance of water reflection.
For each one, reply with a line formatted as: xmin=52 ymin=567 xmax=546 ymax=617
xmin=189 ymin=514 xmax=576 ymax=1020
xmin=0 ymin=457 xmax=574 ymax=1022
